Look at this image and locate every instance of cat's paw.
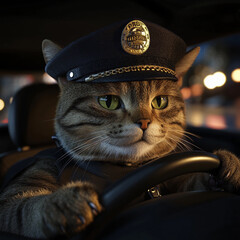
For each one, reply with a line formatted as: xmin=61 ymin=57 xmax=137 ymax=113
xmin=41 ymin=181 xmax=102 ymax=237
xmin=211 ymin=150 xmax=240 ymax=193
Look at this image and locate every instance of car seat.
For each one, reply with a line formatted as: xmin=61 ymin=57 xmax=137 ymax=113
xmin=0 ymin=83 xmax=60 ymax=181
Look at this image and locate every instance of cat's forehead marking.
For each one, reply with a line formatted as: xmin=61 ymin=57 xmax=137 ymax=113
xmin=121 ymin=20 xmax=150 ymax=55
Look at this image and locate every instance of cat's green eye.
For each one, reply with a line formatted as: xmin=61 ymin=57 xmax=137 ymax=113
xmin=151 ymin=96 xmax=168 ymax=110
xmin=98 ymin=95 xmax=121 ymax=110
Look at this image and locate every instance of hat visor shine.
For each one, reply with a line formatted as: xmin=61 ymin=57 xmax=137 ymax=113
xmin=75 ymin=70 xmax=178 ymax=83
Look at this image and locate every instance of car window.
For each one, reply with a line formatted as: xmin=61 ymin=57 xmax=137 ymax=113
xmin=183 ymin=34 xmax=240 ymax=131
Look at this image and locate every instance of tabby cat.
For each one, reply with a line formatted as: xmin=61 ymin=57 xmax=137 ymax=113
xmin=0 ymin=40 xmax=240 ymax=239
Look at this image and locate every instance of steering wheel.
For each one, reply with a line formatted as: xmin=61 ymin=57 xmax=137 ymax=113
xmin=76 ymin=151 xmax=223 ymax=240
xmin=102 ymin=151 xmax=220 ymax=210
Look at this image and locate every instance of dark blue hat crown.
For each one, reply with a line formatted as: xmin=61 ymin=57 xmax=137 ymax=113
xmin=45 ymin=19 xmax=187 ymax=83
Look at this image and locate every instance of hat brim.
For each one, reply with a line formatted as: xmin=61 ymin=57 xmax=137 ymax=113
xmin=74 ymin=70 xmax=178 ymax=83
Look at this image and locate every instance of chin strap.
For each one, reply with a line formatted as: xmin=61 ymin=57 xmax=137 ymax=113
xmin=51 ymin=135 xmax=61 ymax=147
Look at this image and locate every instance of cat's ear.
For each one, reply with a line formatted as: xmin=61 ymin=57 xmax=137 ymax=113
xmin=42 ymin=39 xmax=62 ymax=64
xmin=175 ymin=47 xmax=200 ymax=86
xmin=57 ymin=77 xmax=69 ymax=89
xmin=42 ymin=39 xmax=68 ymax=88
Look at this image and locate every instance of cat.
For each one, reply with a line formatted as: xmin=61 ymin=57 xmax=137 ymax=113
xmin=0 ymin=39 xmax=240 ymax=239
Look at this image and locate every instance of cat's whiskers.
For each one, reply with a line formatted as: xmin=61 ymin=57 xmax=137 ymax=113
xmin=95 ymin=135 xmax=119 ymax=161
xmin=169 ymin=128 xmax=200 ymax=140
xmin=55 ymin=146 xmax=76 ymax=176
xmin=57 ymin=134 xmax=108 ymax=176
xmin=169 ymin=129 xmax=193 ymax=142
xmin=166 ymin=133 xmax=192 ymax=152
xmin=164 ymin=137 xmax=178 ymax=152
xmin=181 ymin=137 xmax=202 ymax=150
xmin=57 ymin=138 xmax=106 ymax=179
xmin=72 ymin=133 xmax=110 ymax=160
xmin=57 ymin=147 xmax=80 ymax=176
xmin=71 ymin=136 xmax=110 ymax=179
xmin=62 ymin=133 xmax=106 ymax=156
xmin=167 ymin=128 xmax=202 ymax=151
xmin=56 ymin=137 xmax=90 ymax=162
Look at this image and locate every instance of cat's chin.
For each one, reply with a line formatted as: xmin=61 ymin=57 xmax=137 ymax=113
xmin=99 ymin=140 xmax=158 ymax=163
xmin=62 ymin=135 xmax=171 ymax=164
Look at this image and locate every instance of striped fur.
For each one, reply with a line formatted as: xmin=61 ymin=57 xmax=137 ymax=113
xmin=1 ymin=77 xmax=240 ymax=238
xmin=0 ymin=79 xmax=189 ymax=238
xmin=2 ymin=42 xmax=239 ymax=238
xmin=3 ymin=45 xmax=231 ymax=238
xmin=55 ymin=80 xmax=186 ymax=163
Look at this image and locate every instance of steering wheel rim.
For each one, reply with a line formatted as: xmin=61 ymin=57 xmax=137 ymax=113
xmin=101 ymin=151 xmax=220 ymax=211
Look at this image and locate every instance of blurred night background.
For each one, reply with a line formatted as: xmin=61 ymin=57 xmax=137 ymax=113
xmin=0 ymin=0 xmax=240 ymax=132
xmin=1 ymin=33 xmax=240 ymax=131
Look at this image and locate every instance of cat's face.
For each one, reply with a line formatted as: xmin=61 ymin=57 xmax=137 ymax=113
xmin=42 ymin=39 xmax=200 ymax=164
xmin=55 ymin=79 xmax=185 ymax=164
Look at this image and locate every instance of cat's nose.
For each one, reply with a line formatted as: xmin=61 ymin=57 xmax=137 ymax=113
xmin=137 ymin=119 xmax=151 ymax=130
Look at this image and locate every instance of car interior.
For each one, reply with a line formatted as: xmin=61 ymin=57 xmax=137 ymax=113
xmin=0 ymin=83 xmax=59 ymax=183
xmin=0 ymin=0 xmax=240 ymax=239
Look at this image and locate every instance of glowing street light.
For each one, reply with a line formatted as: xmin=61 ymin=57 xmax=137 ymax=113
xmin=231 ymin=68 xmax=240 ymax=83
xmin=214 ymin=71 xmax=226 ymax=87
xmin=204 ymin=75 xmax=216 ymax=89
xmin=0 ymin=99 xmax=5 ymax=111
xmin=203 ymin=71 xmax=226 ymax=89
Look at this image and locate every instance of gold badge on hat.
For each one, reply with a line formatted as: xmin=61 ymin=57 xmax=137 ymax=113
xmin=121 ymin=20 xmax=150 ymax=55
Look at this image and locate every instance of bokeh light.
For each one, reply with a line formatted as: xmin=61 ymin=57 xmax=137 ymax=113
xmin=0 ymin=99 xmax=5 ymax=111
xmin=206 ymin=115 xmax=227 ymax=130
xmin=203 ymin=75 xmax=216 ymax=89
xmin=43 ymin=73 xmax=56 ymax=84
xmin=181 ymin=87 xmax=191 ymax=100
xmin=191 ymin=84 xmax=203 ymax=97
xmin=203 ymin=71 xmax=226 ymax=89
xmin=214 ymin=72 xmax=227 ymax=87
xmin=231 ymin=68 xmax=240 ymax=82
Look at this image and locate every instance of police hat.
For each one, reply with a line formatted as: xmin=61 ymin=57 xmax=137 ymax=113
xmin=45 ymin=19 xmax=187 ymax=83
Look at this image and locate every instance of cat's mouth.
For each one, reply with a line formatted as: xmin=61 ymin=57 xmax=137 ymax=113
xmin=108 ymin=133 xmax=166 ymax=146
xmin=99 ymin=132 xmax=169 ymax=163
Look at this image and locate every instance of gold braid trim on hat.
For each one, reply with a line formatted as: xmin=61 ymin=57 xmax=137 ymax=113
xmin=84 ymin=65 xmax=176 ymax=82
